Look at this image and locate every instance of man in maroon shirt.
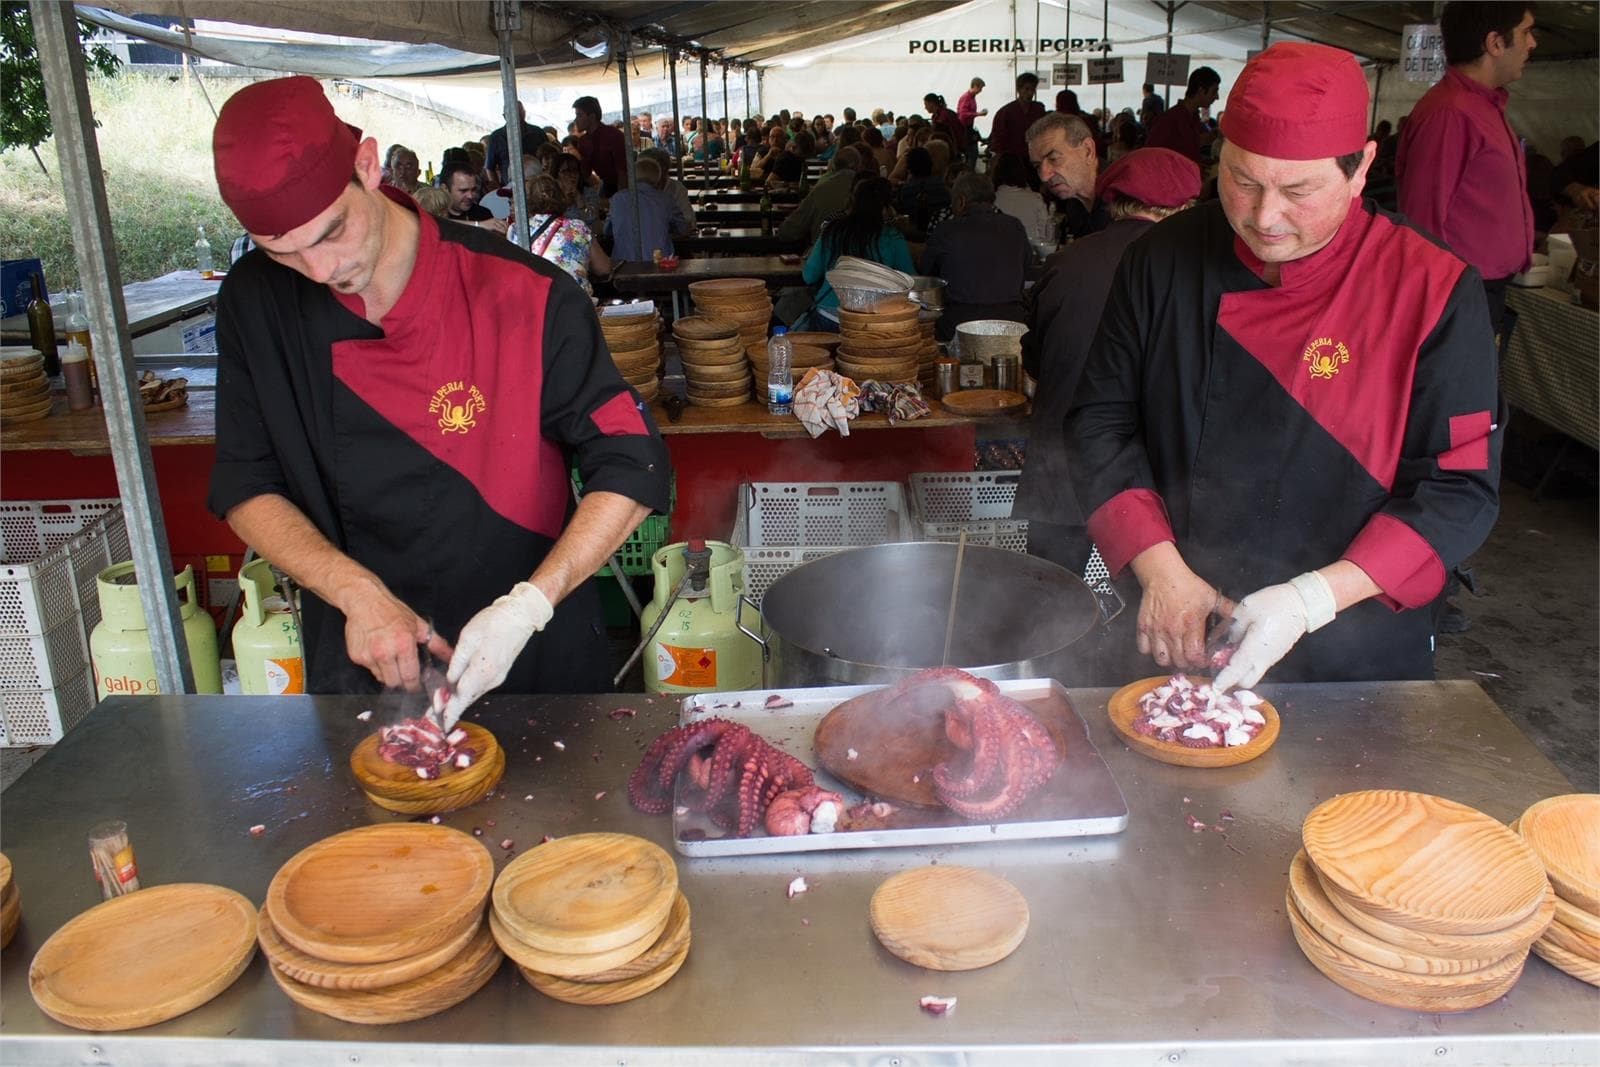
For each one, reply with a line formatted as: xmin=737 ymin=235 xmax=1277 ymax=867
xmin=956 ymin=77 xmax=987 ymax=164
xmin=988 ymin=72 xmax=1046 ymax=169
xmin=1397 ymin=2 xmax=1537 ymax=334
xmin=1144 ymin=66 xmax=1220 ymax=165
xmin=573 ymin=95 xmax=627 ymax=197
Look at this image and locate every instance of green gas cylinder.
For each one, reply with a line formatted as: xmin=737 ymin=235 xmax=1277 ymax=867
xmin=232 ymin=558 xmax=304 ymax=695
xmin=89 ymin=562 xmax=223 ymax=698
xmin=640 ymin=540 xmax=762 ymax=694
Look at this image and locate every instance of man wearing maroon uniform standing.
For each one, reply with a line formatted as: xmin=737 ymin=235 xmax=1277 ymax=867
xmin=1067 ymin=44 xmax=1501 ymax=690
xmin=574 ymin=95 xmax=629 ymax=197
xmin=1143 ymin=66 xmax=1220 ymax=165
xmin=208 ymin=77 xmax=670 ymax=718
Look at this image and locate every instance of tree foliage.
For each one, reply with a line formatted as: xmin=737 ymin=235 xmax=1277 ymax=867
xmin=1 ymin=2 xmax=120 ymax=153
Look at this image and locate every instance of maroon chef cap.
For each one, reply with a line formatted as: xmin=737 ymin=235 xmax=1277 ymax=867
xmin=1096 ymin=148 xmax=1201 ymax=207
xmin=213 ymin=76 xmax=361 ymax=237
xmin=1220 ymin=43 xmax=1368 ymax=161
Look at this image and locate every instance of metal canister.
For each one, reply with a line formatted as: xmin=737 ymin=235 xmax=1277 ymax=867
xmin=933 ymin=358 xmax=959 ymax=399
xmin=990 ymin=353 xmax=1021 ymax=393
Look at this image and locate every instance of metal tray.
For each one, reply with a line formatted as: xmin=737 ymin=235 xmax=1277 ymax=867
xmin=671 ymin=678 xmax=1129 ymax=857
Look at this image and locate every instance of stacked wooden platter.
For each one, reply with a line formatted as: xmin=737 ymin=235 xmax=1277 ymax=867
xmin=835 ymin=299 xmax=922 ymax=385
xmin=349 ymin=722 xmax=505 ymax=814
xmin=1516 ymin=794 xmax=1600 ymax=985
xmin=672 ymin=314 xmax=751 ymax=407
xmin=29 ymin=883 xmax=257 ymax=1030
xmin=259 ymin=824 xmax=500 ymax=1023
xmin=491 ymin=832 xmax=691 ymax=1004
xmin=870 ymin=867 xmax=1029 ymax=971
xmin=1 ymin=852 xmax=19 ymax=950
xmin=688 ymin=278 xmax=773 ymax=353
xmin=600 ymin=309 xmax=662 ymax=402
xmin=1 ymin=347 xmax=52 ymax=424
xmin=916 ymin=311 xmax=941 ymax=391
xmin=748 ymin=342 xmax=832 ymax=405
xmin=1286 ymin=790 xmax=1554 ymax=1011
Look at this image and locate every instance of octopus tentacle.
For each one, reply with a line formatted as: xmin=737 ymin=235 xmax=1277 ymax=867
xmin=628 ymin=726 xmax=688 ymax=814
xmin=702 ymin=723 xmax=756 ymax=808
xmin=656 ymin=718 xmax=736 ymax=793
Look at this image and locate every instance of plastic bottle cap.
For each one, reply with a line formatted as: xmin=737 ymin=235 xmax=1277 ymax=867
xmin=61 ymin=340 xmax=88 ymax=363
xmin=772 ymin=326 xmax=787 ymax=335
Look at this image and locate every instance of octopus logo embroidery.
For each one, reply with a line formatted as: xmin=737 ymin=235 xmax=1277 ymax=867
xmin=1302 ymin=336 xmax=1351 ymax=381
xmin=428 ymin=380 xmax=487 ymax=434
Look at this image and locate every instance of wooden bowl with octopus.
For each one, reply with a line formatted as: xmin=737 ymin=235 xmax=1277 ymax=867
xmin=349 ymin=723 xmax=505 ymax=814
xmin=1106 ymin=676 xmax=1280 ymax=769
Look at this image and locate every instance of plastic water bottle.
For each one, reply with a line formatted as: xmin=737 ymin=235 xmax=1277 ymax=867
xmin=194 ymin=225 xmax=214 ymax=278
xmin=766 ymin=327 xmax=794 ymax=415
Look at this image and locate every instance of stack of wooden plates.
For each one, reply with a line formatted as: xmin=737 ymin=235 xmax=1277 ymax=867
xmin=835 ymin=300 xmax=922 ymax=385
xmin=0 ymin=852 xmax=19 ymax=950
xmin=1287 ymin=790 xmax=1554 ymax=1012
xmin=349 ymin=722 xmax=505 ymax=814
xmin=748 ymin=342 xmax=832 ymax=405
xmin=688 ymin=278 xmax=773 ymax=353
xmin=599 ymin=310 xmax=663 ymax=402
xmin=916 ymin=311 xmax=941 ymax=391
xmin=259 ymin=824 xmax=500 ymax=1024
xmin=1 ymin=347 xmax=52 ymax=424
xmin=491 ymin=832 xmax=690 ymax=1004
xmin=1516 ymin=794 xmax=1600 ymax=985
xmin=673 ymin=314 xmax=751 ymax=407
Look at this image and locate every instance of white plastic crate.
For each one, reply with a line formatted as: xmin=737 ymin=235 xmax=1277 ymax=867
xmin=0 ymin=501 xmax=125 ymax=745
xmin=908 ymin=471 xmax=1029 ymax=552
xmin=731 ymin=482 xmax=916 ymax=603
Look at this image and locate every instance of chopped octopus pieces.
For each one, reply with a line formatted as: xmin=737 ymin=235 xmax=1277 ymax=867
xmin=919 ymin=995 xmax=957 ymax=1016
xmin=377 ymin=716 xmax=476 ymax=776
xmin=356 ymin=710 xmax=373 ymax=722
xmin=787 ymin=876 xmax=808 ymax=898
xmin=1133 ymin=673 xmax=1264 ymax=748
xmin=248 ymin=824 xmax=266 ymax=837
xmin=607 ymin=707 xmax=638 ymax=721
xmin=764 ymin=694 xmax=794 ymax=709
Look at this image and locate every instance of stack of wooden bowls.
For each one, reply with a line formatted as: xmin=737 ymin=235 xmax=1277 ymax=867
xmin=1516 ymin=794 xmax=1600 ymax=985
xmin=258 ymin=824 xmax=501 ymax=1023
xmin=672 ymin=314 xmax=750 ymax=408
xmin=1 ymin=347 xmax=52 ymax=425
xmin=1286 ymin=790 xmax=1554 ymax=1012
xmin=0 ymin=852 xmax=18 ymax=950
xmin=748 ymin=341 xmax=833 ymax=406
xmin=688 ymin=278 xmax=773 ymax=354
xmin=348 ymin=722 xmax=505 ymax=814
xmin=599 ymin=310 xmax=662 ymax=402
xmin=490 ymin=832 xmax=691 ymax=1005
xmin=835 ymin=299 xmax=923 ymax=385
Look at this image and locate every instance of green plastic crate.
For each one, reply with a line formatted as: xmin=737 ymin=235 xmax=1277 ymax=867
xmin=574 ymin=469 xmax=675 ymax=578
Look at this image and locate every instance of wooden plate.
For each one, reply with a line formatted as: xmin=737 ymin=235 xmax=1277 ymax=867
xmin=941 ymin=389 xmax=1028 ymax=418
xmin=1555 ymin=894 xmax=1600 ymax=940
xmin=1288 ymin=851 xmax=1502 ymax=975
xmin=492 ymin=833 xmax=677 ymax=956
xmin=3 ymin=405 xmax=52 ymax=424
xmin=600 ymin=316 xmax=659 ymax=340
xmin=1517 ymin=794 xmax=1600 ymax=913
xmin=837 ymin=342 xmax=923 ymax=362
xmin=267 ymin=920 xmax=502 ymax=1024
xmin=870 ymin=867 xmax=1029 ymax=971
xmin=266 ymin=824 xmax=494 ymax=964
xmin=1303 ymin=790 xmax=1550 ymax=936
xmin=688 ymin=277 xmax=766 ymax=297
xmin=686 ymin=393 xmax=751 ymax=408
xmin=1532 ymin=936 xmax=1600 ymax=986
xmin=747 ymin=343 xmax=831 ymax=367
xmin=1105 ymin=675 xmax=1281 ymax=769
xmin=0 ymin=375 xmax=48 ymax=398
xmin=141 ymin=396 xmax=188 ymax=414
xmin=1 ymin=395 xmax=53 ymax=419
xmin=0 ymin=852 xmax=11 ymax=895
xmin=838 ymin=329 xmax=925 ymax=351
xmin=613 ymin=352 xmax=662 ymax=377
xmin=571 ymin=892 xmax=692 ymax=984
xmin=1540 ymin=916 xmax=1600 ymax=962
xmin=608 ymin=338 xmax=660 ymax=362
xmin=519 ymin=939 xmax=689 ymax=1005
xmin=29 ymin=884 xmax=257 ymax=1031
xmin=687 ymin=379 xmax=753 ymax=399
xmin=634 ymin=380 xmax=660 ymax=403
xmin=682 ymin=362 xmax=752 ymax=384
xmin=1 ymin=880 xmax=20 ymax=951
xmin=837 ymin=300 xmax=919 ymax=323
xmin=1287 ymin=894 xmax=1526 ymax=1012
xmin=0 ymin=353 xmax=44 ymax=376
xmin=840 ymin=321 xmax=922 ymax=343
xmin=680 ymin=347 xmax=749 ymax=369
xmin=783 ymin=332 xmax=843 ymax=352
xmin=258 ymin=902 xmax=480 ymax=991
xmin=671 ymin=315 xmax=740 ymax=341
xmin=350 ymin=723 xmax=505 ymax=814
xmin=1317 ymin=866 xmax=1555 ymax=962
xmin=694 ymin=297 xmax=773 ymax=314
xmin=488 ymin=903 xmax=667 ymax=977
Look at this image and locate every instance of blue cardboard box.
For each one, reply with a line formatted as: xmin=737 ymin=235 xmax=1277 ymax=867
xmin=1 ymin=259 xmax=44 ymax=318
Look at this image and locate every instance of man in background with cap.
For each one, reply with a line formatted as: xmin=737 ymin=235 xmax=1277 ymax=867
xmin=207 ymin=77 xmax=671 ymax=719
xmin=1067 ymin=43 xmax=1501 ymax=691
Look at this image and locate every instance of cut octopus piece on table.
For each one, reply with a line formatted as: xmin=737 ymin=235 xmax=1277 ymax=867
xmin=375 ymin=716 xmax=477 ymax=779
xmin=628 ymin=717 xmax=819 ymax=836
xmin=1133 ymin=673 xmax=1265 ymax=748
xmin=764 ymin=785 xmax=847 ymax=836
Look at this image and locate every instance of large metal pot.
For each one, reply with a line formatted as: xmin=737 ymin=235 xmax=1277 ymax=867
xmin=740 ymin=543 xmax=1109 ymax=688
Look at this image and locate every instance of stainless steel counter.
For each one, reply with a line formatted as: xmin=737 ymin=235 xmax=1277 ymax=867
xmin=1 ymin=682 xmax=1595 ymax=1066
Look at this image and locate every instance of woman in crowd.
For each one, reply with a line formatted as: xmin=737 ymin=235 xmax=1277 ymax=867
xmin=522 ymin=175 xmax=611 ymax=297
xmin=861 ymin=126 xmax=895 ymax=174
xmin=799 ymin=175 xmax=916 ymax=331
xmin=888 ymin=125 xmax=933 ymax=183
xmin=554 ymin=152 xmax=602 ymax=227
xmin=991 ymin=153 xmax=1052 ymax=246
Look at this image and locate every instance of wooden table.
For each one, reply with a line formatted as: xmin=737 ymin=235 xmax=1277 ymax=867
xmin=674 ymin=228 xmax=805 ymax=256
xmin=687 ymin=189 xmax=803 ymax=205
xmin=612 ymin=256 xmax=805 ymax=299
xmin=0 ymin=388 xmax=216 ymax=453
xmin=0 ymin=270 xmax=220 ymax=345
xmin=693 ymin=201 xmax=796 ymax=222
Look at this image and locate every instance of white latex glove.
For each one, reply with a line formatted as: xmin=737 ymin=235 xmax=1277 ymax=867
xmin=1213 ymin=572 xmax=1337 ymax=692
xmin=440 ymin=582 xmax=554 ymax=727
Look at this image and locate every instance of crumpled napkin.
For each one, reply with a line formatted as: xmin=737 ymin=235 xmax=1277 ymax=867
xmin=793 ymin=368 xmax=861 ymax=437
xmin=857 ymin=380 xmax=931 ymax=424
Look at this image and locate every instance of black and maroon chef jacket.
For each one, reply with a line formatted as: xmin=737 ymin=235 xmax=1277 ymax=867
xmin=209 ymin=188 xmax=671 ymax=694
xmin=1067 ymin=198 xmax=1501 ymax=681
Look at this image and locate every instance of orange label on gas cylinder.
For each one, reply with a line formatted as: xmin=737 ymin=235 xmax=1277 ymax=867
xmin=264 ymin=657 xmax=305 ymax=695
xmin=113 ymin=845 xmax=138 ymax=885
xmin=655 ymin=644 xmax=718 ymax=688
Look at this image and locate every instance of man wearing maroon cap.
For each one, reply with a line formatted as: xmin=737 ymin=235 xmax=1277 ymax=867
xmin=1067 ymin=44 xmax=1501 ymax=690
xmin=206 ymin=77 xmax=671 ymax=716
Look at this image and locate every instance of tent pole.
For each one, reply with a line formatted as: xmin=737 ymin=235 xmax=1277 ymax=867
xmin=1101 ymin=0 xmax=1108 ymax=119
xmin=1261 ymin=2 xmax=1271 ymax=51
xmin=699 ymin=54 xmax=709 ymax=148
xmin=493 ymin=0 xmax=528 ymax=248
xmin=744 ymin=66 xmax=750 ymax=119
xmin=617 ymin=33 xmax=643 ymax=260
xmin=757 ymin=68 xmax=764 ymax=117
xmin=721 ymin=63 xmax=729 ymax=148
xmin=669 ymin=51 xmax=684 ymax=183
xmin=30 ymin=0 xmax=194 ymax=694
xmin=1166 ymin=2 xmax=1175 ymax=107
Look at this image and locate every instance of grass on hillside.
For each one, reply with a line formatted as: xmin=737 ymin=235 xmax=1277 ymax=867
xmin=0 ymin=73 xmax=484 ymax=293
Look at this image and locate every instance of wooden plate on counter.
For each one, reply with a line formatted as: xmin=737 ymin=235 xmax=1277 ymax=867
xmin=520 ymin=940 xmax=690 ymax=1005
xmin=488 ymin=904 xmax=666 ymax=977
xmin=1318 ymin=868 xmax=1555 ymax=962
xmin=1303 ymin=790 xmax=1550 ymax=936
xmin=572 ymin=892 xmax=692 ymax=984
xmin=671 ymin=315 xmax=740 ymax=341
xmin=1540 ymin=915 xmax=1600 ymax=962
xmin=1532 ymin=936 xmax=1600 ymax=985
xmin=688 ymin=277 xmax=766 ymax=298
xmin=940 ymin=389 xmax=1028 ymax=418
xmin=782 ymin=332 xmax=843 ymax=353
xmin=1555 ymin=894 xmax=1600 ymax=940
xmin=266 ymin=824 xmax=493 ymax=964
xmin=267 ymin=920 xmax=502 ymax=1024
xmin=870 ymin=867 xmax=1029 ymax=971
xmin=1516 ymin=794 xmax=1600 ymax=913
xmin=257 ymin=903 xmax=481 ymax=991
xmin=1106 ymin=676 xmax=1281 ymax=768
xmin=686 ymin=393 xmax=751 ymax=408
xmin=349 ymin=722 xmax=505 ymax=814
xmin=492 ymin=833 xmax=676 ymax=956
xmin=29 ymin=884 xmax=257 ymax=1031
